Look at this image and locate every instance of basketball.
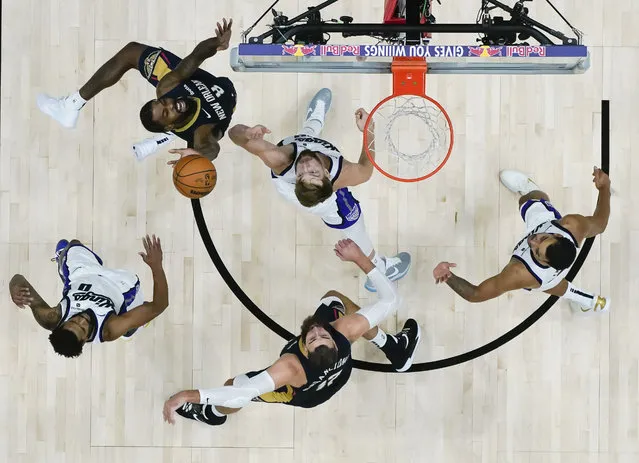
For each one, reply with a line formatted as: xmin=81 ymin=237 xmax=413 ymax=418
xmin=172 ymin=155 xmax=217 ymax=199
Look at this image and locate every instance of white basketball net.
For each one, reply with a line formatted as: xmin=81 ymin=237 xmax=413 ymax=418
xmin=367 ymin=95 xmax=452 ymax=175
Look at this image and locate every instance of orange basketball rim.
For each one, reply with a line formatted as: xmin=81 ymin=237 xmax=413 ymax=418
xmin=363 ymin=57 xmax=455 ymax=183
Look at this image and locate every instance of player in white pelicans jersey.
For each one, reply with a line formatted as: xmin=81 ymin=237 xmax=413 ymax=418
xmin=433 ymin=168 xmax=611 ymax=314
xmin=227 ymin=88 xmax=411 ymax=294
xmin=8 ymin=235 xmax=169 ymax=357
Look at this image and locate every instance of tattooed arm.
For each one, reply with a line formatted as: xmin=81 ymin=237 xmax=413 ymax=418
xmin=9 ymin=274 xmax=61 ymax=330
xmin=433 ymin=261 xmax=535 ymax=303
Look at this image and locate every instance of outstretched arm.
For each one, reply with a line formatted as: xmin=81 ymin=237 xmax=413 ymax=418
xmin=101 ymin=235 xmax=169 ymax=341
xmin=330 ymin=240 xmax=400 ymax=343
xmin=162 ymin=354 xmax=303 ymax=424
xmin=333 ymin=108 xmax=376 ymax=189
xmin=228 ymin=124 xmax=293 ymax=172
xmin=9 ymin=274 xmax=61 ymax=331
xmin=433 ymin=262 xmax=530 ymax=303
xmin=560 ymin=167 xmax=611 ymax=242
xmin=156 ymin=19 xmax=233 ymax=97
xmin=190 ymin=125 xmax=222 ymax=161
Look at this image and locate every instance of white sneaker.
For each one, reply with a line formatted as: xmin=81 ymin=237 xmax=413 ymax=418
xmin=304 ymin=88 xmax=332 ymax=135
xmin=364 ymin=252 xmax=412 ymax=292
xmin=569 ymin=295 xmax=611 ymax=314
xmin=132 ymin=132 xmax=176 ymax=161
xmin=36 ymin=94 xmax=81 ymax=128
xmin=499 ymin=170 xmax=541 ymax=196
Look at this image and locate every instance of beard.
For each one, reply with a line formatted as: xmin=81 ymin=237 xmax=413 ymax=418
xmin=175 ymin=97 xmax=199 ymax=125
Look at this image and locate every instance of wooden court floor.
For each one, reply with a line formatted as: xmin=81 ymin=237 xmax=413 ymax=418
xmin=1 ymin=0 xmax=638 ymax=462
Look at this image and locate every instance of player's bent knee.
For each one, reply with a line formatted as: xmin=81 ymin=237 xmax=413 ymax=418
xmin=119 ymin=41 xmax=148 ymax=66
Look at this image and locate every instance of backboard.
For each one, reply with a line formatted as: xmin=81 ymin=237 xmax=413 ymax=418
xmin=231 ymin=43 xmax=590 ymax=75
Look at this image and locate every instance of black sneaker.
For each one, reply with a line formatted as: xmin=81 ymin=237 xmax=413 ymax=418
xmin=176 ymin=402 xmax=227 ymax=426
xmin=385 ymin=319 xmax=422 ymax=372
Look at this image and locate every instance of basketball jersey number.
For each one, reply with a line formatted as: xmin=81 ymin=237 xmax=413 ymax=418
xmin=314 ymin=370 xmax=343 ymax=392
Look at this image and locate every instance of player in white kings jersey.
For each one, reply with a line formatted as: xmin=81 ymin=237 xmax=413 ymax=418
xmin=9 ymin=235 xmax=169 ymax=358
xmin=226 ymin=89 xmax=411 ymax=293
xmin=433 ymin=168 xmax=611 ymax=313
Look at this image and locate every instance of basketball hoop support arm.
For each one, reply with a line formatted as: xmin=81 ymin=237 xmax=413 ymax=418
xmin=249 ymin=23 xmax=555 ymax=45
xmin=392 ymin=58 xmax=428 ymax=97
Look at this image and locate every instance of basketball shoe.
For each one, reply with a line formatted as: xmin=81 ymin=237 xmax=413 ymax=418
xmin=176 ymin=402 xmax=227 ymax=426
xmin=36 ymin=93 xmax=84 ymax=129
xmin=499 ymin=170 xmax=541 ymax=196
xmin=364 ymin=252 xmax=412 ymax=292
xmin=569 ymin=296 xmax=611 ymax=314
xmin=51 ymin=239 xmax=70 ymax=262
xmin=303 ymin=88 xmax=332 ymax=137
xmin=381 ymin=319 xmax=422 ymax=372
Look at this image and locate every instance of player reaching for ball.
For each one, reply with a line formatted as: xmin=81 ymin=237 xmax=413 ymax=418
xmin=37 ymin=19 xmax=236 ymax=162
xmin=225 ymin=88 xmax=412 ymax=293
xmin=8 ymin=235 xmax=169 ymax=358
xmin=433 ymin=168 xmax=611 ymax=314
xmin=162 ymin=239 xmax=421 ymax=427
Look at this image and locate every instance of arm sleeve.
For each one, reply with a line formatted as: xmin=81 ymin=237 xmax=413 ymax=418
xmin=356 ymin=267 xmax=401 ymax=328
xmin=198 ymin=371 xmax=276 ymax=409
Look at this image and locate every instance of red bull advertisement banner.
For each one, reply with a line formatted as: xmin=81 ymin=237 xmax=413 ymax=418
xmin=239 ymin=44 xmax=588 ymax=58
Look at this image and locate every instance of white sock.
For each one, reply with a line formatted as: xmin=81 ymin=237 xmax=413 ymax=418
xmin=371 ymin=253 xmax=386 ymax=273
xmin=68 ymin=91 xmax=87 ymax=110
xmin=208 ymin=405 xmax=226 ymax=417
xmin=563 ymin=283 xmax=596 ymax=309
xmin=299 ymin=118 xmax=323 ymax=137
xmin=369 ymin=328 xmax=388 ymax=348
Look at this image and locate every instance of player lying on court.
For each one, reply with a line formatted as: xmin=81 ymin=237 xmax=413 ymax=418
xmin=162 ymin=238 xmax=421 ymax=426
xmin=8 ymin=235 xmax=169 ymax=357
xmin=433 ymin=168 xmax=611 ymax=313
xmin=226 ymin=88 xmax=411 ymax=293
xmin=37 ymin=18 xmax=236 ymax=162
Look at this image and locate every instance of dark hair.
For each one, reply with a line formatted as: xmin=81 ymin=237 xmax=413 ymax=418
xmin=139 ymin=100 xmax=165 ymax=133
xmin=300 ymin=315 xmax=338 ymax=369
xmin=308 ymin=345 xmax=339 ymax=369
xmin=545 ymin=236 xmax=577 ymax=270
xmin=49 ymin=328 xmax=84 ymax=358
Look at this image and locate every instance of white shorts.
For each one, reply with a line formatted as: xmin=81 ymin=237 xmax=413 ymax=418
xmin=519 ymin=199 xmax=562 ymax=232
xmin=58 ymin=244 xmax=104 ymax=281
xmin=59 ymin=243 xmax=144 ymax=313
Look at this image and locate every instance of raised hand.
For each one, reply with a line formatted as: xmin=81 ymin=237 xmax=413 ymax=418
xmin=355 ymin=108 xmax=372 ymax=132
xmin=139 ymin=234 xmax=163 ymax=270
xmin=167 ymin=148 xmax=202 ymax=166
xmin=163 ymin=392 xmax=187 ymax=425
xmin=215 ymin=18 xmax=233 ymax=51
xmin=9 ymin=277 xmax=33 ymax=308
xmin=246 ymin=125 xmax=271 ymax=140
xmin=592 ymin=166 xmax=611 ymax=191
xmin=334 ymin=239 xmax=365 ymax=263
xmin=433 ymin=261 xmax=457 ymax=284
